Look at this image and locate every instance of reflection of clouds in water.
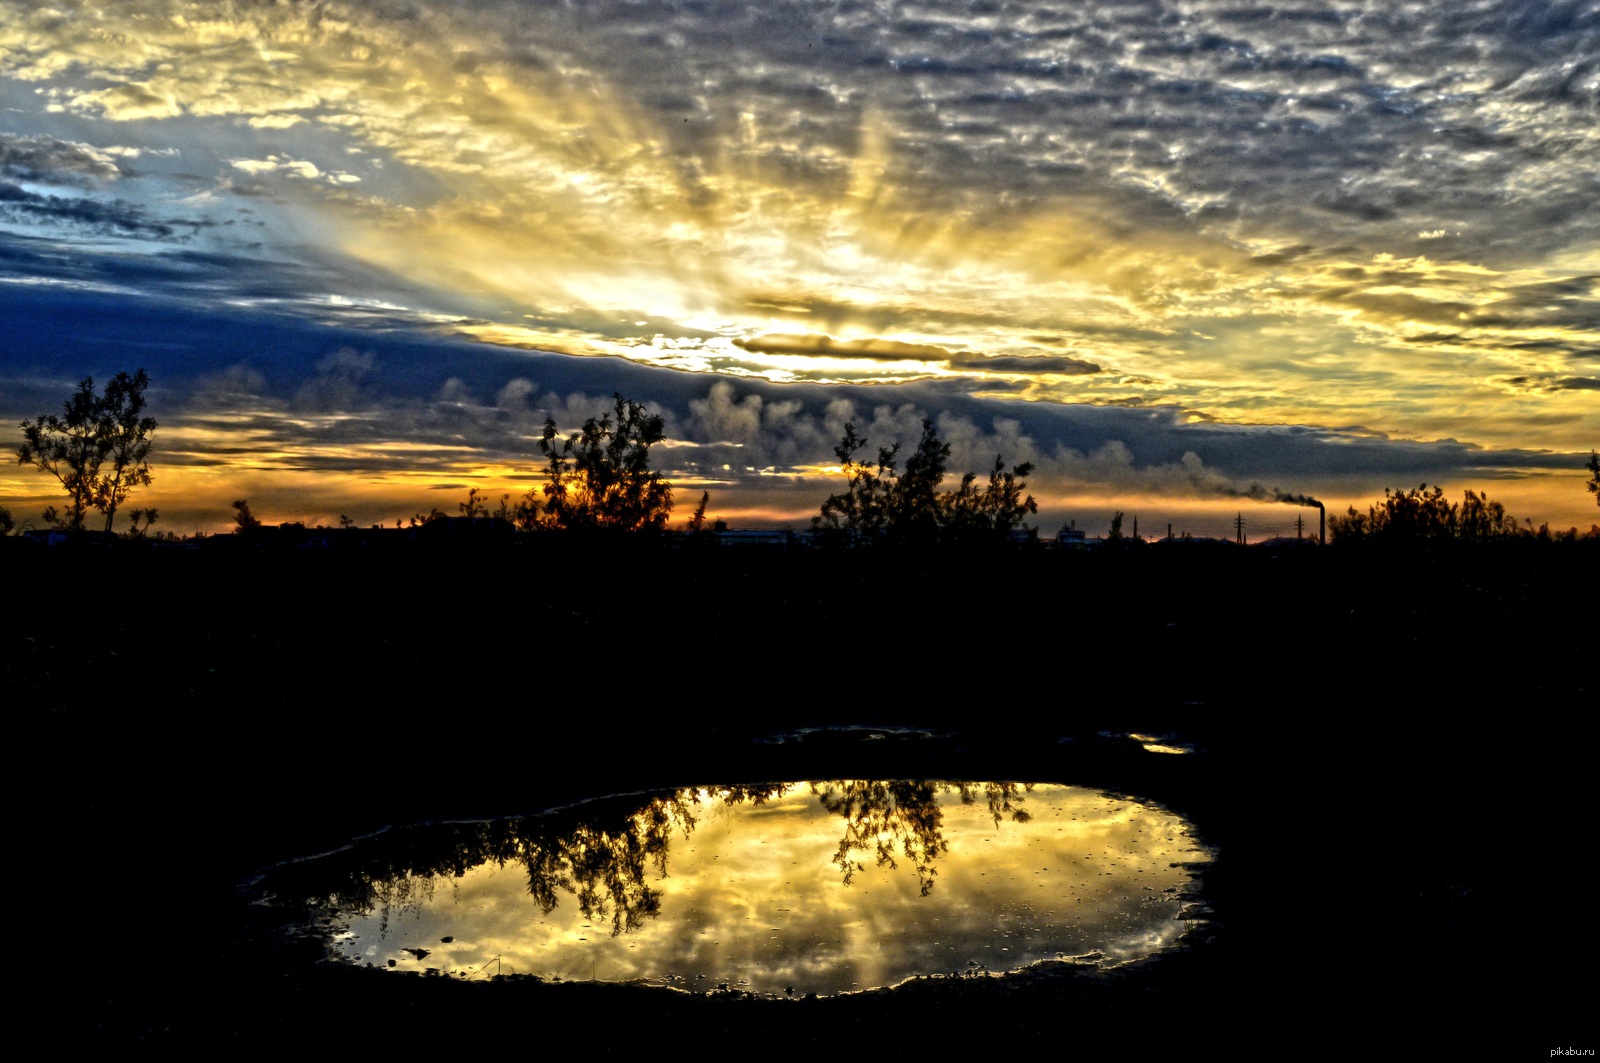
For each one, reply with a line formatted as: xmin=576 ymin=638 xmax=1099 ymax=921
xmin=322 ymin=783 xmax=1208 ymax=995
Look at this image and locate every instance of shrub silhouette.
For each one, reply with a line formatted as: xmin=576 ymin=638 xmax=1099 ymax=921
xmin=521 ymin=393 xmax=674 ymax=533
xmin=813 ymin=419 xmax=1035 ymax=547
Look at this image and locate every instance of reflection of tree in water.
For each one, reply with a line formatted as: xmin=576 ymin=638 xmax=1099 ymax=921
xmin=954 ymin=780 xmax=1033 ymax=828
xmin=264 ymin=780 xmax=1031 ymax=934
xmin=266 ymin=794 xmax=702 ymax=937
xmin=491 ymin=789 xmax=712 ymax=936
xmin=813 ymin=781 xmax=1032 ymax=896
xmin=366 ymin=868 xmax=442 ymax=938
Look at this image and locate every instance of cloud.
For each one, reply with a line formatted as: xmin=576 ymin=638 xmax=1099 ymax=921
xmin=1044 ymin=442 xmax=1242 ymax=497
xmin=6 ymin=0 xmax=1597 ymax=266
xmin=0 ymin=133 xmax=122 ymax=185
xmin=248 ymin=115 xmax=308 ymax=130
xmin=948 ymin=352 xmax=1103 ymax=376
xmin=233 ymin=157 xmax=324 ymax=180
xmin=2 ymin=0 xmax=1597 ymax=527
xmin=232 ymin=156 xmax=361 ymax=185
xmin=734 ymin=334 xmax=956 ymax=361
xmin=0 ymin=180 xmax=182 ymax=238
xmin=293 ymin=348 xmax=379 ymax=413
xmin=1503 ymin=374 xmax=1600 ymax=393
xmin=67 ymin=82 xmax=184 ymax=121
xmin=682 ymin=380 xmax=838 ymax=471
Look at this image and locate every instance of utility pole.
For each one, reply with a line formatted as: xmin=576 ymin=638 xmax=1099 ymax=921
xmin=1235 ymin=511 xmax=1246 ymax=545
xmin=1296 ymin=513 xmax=1304 ymax=539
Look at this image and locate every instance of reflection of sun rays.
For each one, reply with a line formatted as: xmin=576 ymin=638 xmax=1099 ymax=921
xmin=269 ymin=782 xmax=1210 ymax=996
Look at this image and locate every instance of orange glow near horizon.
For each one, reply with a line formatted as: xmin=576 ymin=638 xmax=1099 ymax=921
xmin=7 ymin=457 xmax=1596 ymax=540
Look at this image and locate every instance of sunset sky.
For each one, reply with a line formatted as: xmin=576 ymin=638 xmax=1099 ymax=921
xmin=2 ymin=0 xmax=1596 ymax=537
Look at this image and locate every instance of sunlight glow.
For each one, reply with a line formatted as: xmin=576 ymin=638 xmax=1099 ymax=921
xmin=270 ymin=782 xmax=1211 ymax=997
xmin=3 ymin=0 xmax=1596 ymax=532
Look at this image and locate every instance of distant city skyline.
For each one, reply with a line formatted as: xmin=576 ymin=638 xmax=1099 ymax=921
xmin=2 ymin=1 xmax=1596 ymax=536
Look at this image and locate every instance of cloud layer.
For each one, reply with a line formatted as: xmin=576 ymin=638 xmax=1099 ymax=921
xmin=1 ymin=1 xmax=1596 ymax=530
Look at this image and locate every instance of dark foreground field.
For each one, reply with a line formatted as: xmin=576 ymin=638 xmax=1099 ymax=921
xmin=5 ymin=538 xmax=1594 ymax=1056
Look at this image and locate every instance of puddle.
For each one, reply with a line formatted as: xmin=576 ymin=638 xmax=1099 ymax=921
xmin=1127 ymin=733 xmax=1195 ymax=755
xmin=257 ymin=781 xmax=1211 ymax=997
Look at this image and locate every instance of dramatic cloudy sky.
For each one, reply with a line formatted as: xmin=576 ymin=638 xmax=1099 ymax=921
xmin=2 ymin=0 xmax=1596 ymax=536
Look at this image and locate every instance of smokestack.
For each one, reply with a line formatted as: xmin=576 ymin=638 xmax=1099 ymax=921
xmin=1259 ymin=489 xmax=1326 ymax=545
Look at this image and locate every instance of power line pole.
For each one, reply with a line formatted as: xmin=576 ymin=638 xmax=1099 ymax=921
xmin=1235 ymin=511 xmax=1245 ymax=545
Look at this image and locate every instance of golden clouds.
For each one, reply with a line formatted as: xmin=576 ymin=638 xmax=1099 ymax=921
xmin=0 ymin=4 xmax=1201 ymax=360
xmin=5 ymin=0 xmax=1594 ymax=498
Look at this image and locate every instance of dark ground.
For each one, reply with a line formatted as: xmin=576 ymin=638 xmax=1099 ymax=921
xmin=4 ymin=537 xmax=1594 ymax=1056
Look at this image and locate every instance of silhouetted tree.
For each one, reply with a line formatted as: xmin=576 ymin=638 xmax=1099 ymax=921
xmin=814 ymin=419 xmax=1035 ymax=547
xmin=0 ymin=505 xmax=12 ymax=535
xmin=940 ymin=454 xmax=1038 ymax=544
xmin=1456 ymin=488 xmax=1519 ymax=542
xmin=1330 ymin=484 xmax=1524 ymax=544
xmin=17 ymin=370 xmax=156 ymax=533
xmin=685 ymin=490 xmax=711 ymax=534
xmin=510 ymin=490 xmax=542 ymax=531
xmin=125 ymin=507 xmax=158 ymax=538
xmin=812 ymin=422 xmax=896 ymax=546
xmin=232 ymin=499 xmax=262 ymax=531
xmin=18 ymin=376 xmax=109 ymax=531
xmin=92 ymin=369 xmax=156 ymax=533
xmin=459 ymin=487 xmax=487 ymax=518
xmin=1588 ymin=450 xmax=1599 ymax=509
xmin=887 ymin=420 xmax=950 ymax=543
xmin=535 ymin=393 xmax=673 ymax=533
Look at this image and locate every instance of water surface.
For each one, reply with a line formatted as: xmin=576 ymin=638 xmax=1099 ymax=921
xmin=260 ymin=781 xmax=1209 ymax=996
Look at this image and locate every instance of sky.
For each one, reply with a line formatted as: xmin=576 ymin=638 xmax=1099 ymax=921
xmin=1 ymin=0 xmax=1597 ymax=537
